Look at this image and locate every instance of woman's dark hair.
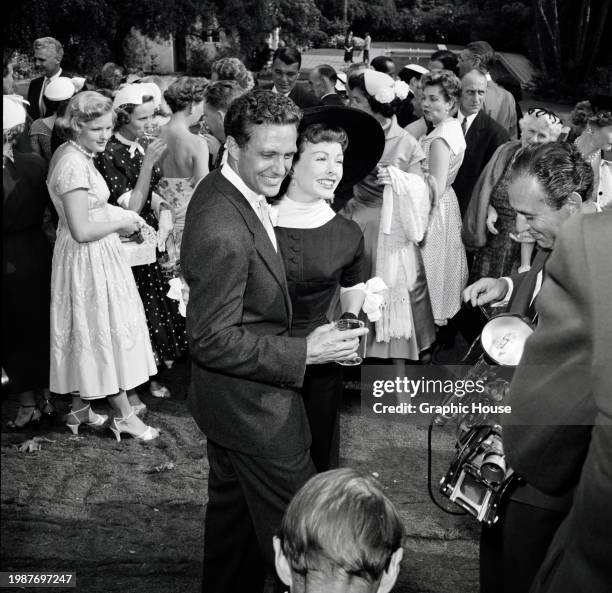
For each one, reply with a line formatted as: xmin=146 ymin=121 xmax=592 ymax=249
xmin=429 ymin=50 xmax=459 ymax=76
xmin=50 ymin=98 xmax=72 ymax=152
xmin=96 ymin=62 xmax=126 ymax=92
xmin=164 ymin=77 xmax=208 ymax=113
xmin=114 ymin=96 xmax=154 ymax=130
xmin=295 ymin=123 xmax=348 ymax=163
xmin=509 ymin=142 xmax=594 ymax=207
xmin=276 ymin=123 xmax=348 ymax=198
xmin=347 ymin=72 xmax=401 ymax=118
xmin=42 ymin=96 xmax=71 ymax=117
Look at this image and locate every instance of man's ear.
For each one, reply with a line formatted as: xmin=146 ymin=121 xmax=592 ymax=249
xmin=564 ymin=191 xmax=583 ymax=214
xmin=273 ymin=536 xmax=293 ymax=589
xmin=376 ymin=547 xmax=403 ymax=593
xmin=226 ymin=134 xmax=240 ymax=163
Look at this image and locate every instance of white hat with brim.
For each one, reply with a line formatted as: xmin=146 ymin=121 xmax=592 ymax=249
xmin=402 ymin=63 xmax=429 ymax=76
xmin=112 ymin=82 xmax=162 ymax=110
xmin=3 ymin=95 xmax=27 ymax=130
xmin=44 ymin=77 xmax=77 ymax=101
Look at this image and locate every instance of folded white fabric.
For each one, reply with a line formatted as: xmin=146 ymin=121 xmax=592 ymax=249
xmin=167 ymin=277 xmax=187 ymax=317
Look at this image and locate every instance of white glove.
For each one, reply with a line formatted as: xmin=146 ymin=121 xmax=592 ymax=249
xmin=157 ymin=209 xmax=174 ymax=252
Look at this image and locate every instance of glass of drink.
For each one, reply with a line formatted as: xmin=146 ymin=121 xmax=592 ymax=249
xmin=334 ymin=318 xmax=366 ymax=366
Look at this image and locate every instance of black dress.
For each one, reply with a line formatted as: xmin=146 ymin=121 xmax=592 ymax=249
xmin=95 ymin=136 xmax=188 ymax=366
xmin=275 ymin=212 xmax=364 ymax=471
xmin=2 ymin=152 xmax=52 ymax=393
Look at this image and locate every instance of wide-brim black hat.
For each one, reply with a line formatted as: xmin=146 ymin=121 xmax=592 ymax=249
xmin=299 ymin=105 xmax=385 ymax=193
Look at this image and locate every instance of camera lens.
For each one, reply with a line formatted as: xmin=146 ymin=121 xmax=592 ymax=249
xmin=481 ymin=453 xmax=506 ymax=485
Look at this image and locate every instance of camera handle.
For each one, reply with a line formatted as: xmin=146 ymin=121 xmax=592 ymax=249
xmin=427 ymin=419 xmax=467 ymax=516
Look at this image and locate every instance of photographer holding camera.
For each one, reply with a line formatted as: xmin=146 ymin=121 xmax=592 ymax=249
xmin=462 ymin=142 xmax=594 ymax=593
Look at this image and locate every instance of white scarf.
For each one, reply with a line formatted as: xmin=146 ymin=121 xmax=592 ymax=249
xmin=271 ymin=196 xmax=336 ymax=229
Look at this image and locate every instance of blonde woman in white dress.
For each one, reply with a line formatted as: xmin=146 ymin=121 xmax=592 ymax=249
xmin=49 ymin=91 xmax=160 ymax=441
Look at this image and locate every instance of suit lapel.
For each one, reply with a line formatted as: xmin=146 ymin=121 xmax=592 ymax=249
xmin=212 ymin=172 xmax=292 ymax=316
xmin=509 ymin=249 xmax=549 ymax=317
xmin=465 ymin=111 xmax=484 ymax=144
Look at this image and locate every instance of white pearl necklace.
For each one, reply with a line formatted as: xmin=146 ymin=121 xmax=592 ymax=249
xmin=69 ymin=140 xmax=95 ymax=159
xmin=574 ymin=137 xmax=601 ymax=164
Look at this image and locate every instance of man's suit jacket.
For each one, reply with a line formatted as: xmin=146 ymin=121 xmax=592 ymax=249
xmin=453 ymin=110 xmax=509 ymax=217
xmin=482 ymin=79 xmax=518 ymax=140
xmin=26 ymin=76 xmax=46 ymax=120
xmin=320 ymin=92 xmax=344 ymax=106
xmin=504 ymin=213 xmax=612 ymax=593
xmin=289 ymin=83 xmax=319 ymax=109
xmin=180 ymin=168 xmax=310 ymax=458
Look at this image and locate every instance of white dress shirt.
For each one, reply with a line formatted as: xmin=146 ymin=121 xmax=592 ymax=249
xmin=221 ymin=164 xmax=278 ymax=251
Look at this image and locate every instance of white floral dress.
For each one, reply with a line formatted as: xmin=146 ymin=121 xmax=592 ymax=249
xmin=48 ymin=144 xmax=157 ymax=398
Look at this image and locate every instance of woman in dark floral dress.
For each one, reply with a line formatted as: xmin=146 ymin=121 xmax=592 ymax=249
xmin=95 ymin=83 xmax=188 ymax=411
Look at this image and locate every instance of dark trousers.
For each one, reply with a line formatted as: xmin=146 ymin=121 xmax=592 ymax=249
xmin=202 ymin=439 xmax=316 ymax=593
xmin=480 ymin=500 xmax=566 ymax=593
xmin=302 ymin=363 xmax=343 ymax=472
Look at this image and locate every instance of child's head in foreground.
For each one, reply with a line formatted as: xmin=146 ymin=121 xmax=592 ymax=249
xmin=274 ymin=468 xmax=404 ymax=593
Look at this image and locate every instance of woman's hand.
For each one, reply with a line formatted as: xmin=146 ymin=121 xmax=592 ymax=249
xmin=376 ymin=164 xmax=392 ymax=186
xmin=486 ymin=205 xmax=499 ymax=235
xmin=143 ymin=138 xmax=167 ymax=169
xmin=117 ymin=218 xmax=142 ymax=237
xmin=157 ymin=208 xmax=174 ymax=251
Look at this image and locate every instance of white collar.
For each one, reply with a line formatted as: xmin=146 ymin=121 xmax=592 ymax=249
xmin=485 ymin=72 xmax=493 ymax=82
xmin=271 ymin=196 xmax=335 ymax=229
xmin=46 ymin=68 xmax=62 ymax=82
xmin=115 ymin=132 xmax=145 ymax=157
xmin=272 ymin=85 xmax=290 ymax=97
xmin=220 ymin=163 xmax=266 ymax=208
xmin=458 ymin=110 xmax=478 ymax=124
xmin=320 ymin=91 xmax=337 ymax=100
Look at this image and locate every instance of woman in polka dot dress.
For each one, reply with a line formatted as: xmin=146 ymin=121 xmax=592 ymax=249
xmin=95 ymin=83 xmax=188 ymax=411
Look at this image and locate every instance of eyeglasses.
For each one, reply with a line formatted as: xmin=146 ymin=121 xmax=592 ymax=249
xmin=527 ymin=107 xmax=561 ymax=124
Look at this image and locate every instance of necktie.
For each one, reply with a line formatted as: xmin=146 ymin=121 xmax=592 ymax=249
xmin=255 ymin=197 xmax=277 ymax=252
xmin=461 ymin=116 xmax=468 ymax=136
xmin=39 ymin=78 xmax=49 ymax=117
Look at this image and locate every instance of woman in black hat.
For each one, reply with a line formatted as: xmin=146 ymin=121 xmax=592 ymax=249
xmin=271 ymin=105 xmax=384 ymax=472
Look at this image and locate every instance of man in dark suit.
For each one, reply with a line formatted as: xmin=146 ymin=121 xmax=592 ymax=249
xmin=308 ymin=64 xmax=345 ymax=106
xmin=453 ymin=67 xmax=509 ymax=217
xmin=181 ymin=89 xmax=367 ymax=593
xmin=270 ymin=47 xmax=318 ymax=109
xmin=26 ymin=37 xmax=64 ymax=120
xmin=458 ymin=41 xmax=518 ymax=139
xmin=463 ymin=142 xmax=594 ymax=593
xmin=504 ymin=212 xmax=612 ymax=593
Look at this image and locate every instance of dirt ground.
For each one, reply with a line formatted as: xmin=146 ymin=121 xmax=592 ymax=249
xmin=1 ymin=349 xmax=480 ymax=593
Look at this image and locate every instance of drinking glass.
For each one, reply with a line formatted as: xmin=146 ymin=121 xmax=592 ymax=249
xmin=334 ymin=318 xmax=366 ymax=366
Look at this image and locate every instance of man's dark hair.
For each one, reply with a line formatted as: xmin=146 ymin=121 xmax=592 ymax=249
xmin=224 ymin=88 xmax=302 ymax=147
xmin=272 ymin=47 xmax=302 ymax=69
xmin=430 ymin=50 xmax=459 ymax=76
xmin=370 ymin=56 xmax=394 ymax=75
xmin=509 ymin=142 xmax=594 ymax=208
xmin=314 ymin=64 xmax=337 ymax=85
xmin=465 ymin=41 xmax=496 ymax=70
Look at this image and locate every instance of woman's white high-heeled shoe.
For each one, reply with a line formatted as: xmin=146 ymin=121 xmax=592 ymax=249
xmin=109 ymin=411 xmax=160 ymax=442
xmin=65 ymin=404 xmax=108 ymax=435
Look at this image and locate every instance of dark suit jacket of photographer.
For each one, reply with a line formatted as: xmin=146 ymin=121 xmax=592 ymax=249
xmin=504 ymin=213 xmax=612 ymax=593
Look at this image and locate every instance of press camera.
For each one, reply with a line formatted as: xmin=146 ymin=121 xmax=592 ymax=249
xmin=434 ymin=314 xmax=533 ymax=525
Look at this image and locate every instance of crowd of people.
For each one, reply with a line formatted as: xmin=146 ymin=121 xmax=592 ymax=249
xmin=3 ymin=34 xmax=612 ymax=593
